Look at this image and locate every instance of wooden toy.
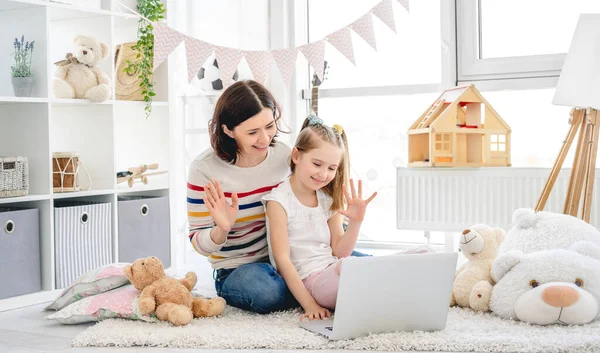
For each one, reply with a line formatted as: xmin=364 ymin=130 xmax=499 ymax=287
xmin=53 ymin=152 xmax=91 ymax=192
xmin=408 ymin=84 xmax=512 ymax=167
xmin=117 ymin=163 xmax=167 ymax=188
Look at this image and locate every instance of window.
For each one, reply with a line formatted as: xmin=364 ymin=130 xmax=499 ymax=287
xmin=480 ymin=88 xmax=572 ymax=167
xmin=308 ymin=0 xmax=441 ymax=88
xmin=490 ymin=134 xmax=505 ymax=152
xmin=436 ymin=133 xmax=451 ymax=153
xmin=457 ymin=0 xmax=600 ymax=82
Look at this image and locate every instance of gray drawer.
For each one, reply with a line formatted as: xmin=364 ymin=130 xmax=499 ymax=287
xmin=0 ymin=207 xmax=40 ymax=299
xmin=54 ymin=201 xmax=113 ymax=289
xmin=118 ymin=196 xmax=170 ymax=267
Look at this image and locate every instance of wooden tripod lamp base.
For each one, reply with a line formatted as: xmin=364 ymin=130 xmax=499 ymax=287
xmin=536 ymin=108 xmax=600 ymax=222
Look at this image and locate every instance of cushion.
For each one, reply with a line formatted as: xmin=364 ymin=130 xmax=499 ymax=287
xmin=45 ymin=284 xmax=158 ymax=324
xmin=45 ymin=262 xmax=131 ymax=311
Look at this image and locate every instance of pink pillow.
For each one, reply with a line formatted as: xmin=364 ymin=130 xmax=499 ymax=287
xmin=45 ymin=263 xmax=131 ymax=311
xmin=45 ymin=284 xmax=158 ymax=324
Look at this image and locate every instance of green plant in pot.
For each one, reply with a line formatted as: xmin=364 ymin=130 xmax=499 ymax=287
xmin=125 ymin=0 xmax=166 ymax=118
xmin=11 ymin=35 xmax=35 ymax=97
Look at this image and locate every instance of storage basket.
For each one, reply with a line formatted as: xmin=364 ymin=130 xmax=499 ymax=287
xmin=54 ymin=200 xmax=112 ymax=288
xmin=0 ymin=156 xmax=29 ymax=198
xmin=118 ymin=195 xmax=171 ymax=267
xmin=0 ymin=207 xmax=41 ymax=299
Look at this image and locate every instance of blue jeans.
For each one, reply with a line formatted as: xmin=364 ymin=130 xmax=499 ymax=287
xmin=214 ymin=250 xmax=370 ymax=314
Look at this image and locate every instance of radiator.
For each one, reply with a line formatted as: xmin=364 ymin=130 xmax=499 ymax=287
xmin=396 ymin=167 xmax=600 ymax=232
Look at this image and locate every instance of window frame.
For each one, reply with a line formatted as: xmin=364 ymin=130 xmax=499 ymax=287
xmin=299 ymin=0 xmax=456 ymax=104
xmin=456 ymin=0 xmax=564 ymax=83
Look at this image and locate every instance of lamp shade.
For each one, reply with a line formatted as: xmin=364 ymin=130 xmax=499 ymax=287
xmin=553 ymin=14 xmax=600 ymax=110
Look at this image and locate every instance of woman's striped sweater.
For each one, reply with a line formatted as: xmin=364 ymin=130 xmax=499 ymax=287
xmin=187 ymin=141 xmax=291 ymax=270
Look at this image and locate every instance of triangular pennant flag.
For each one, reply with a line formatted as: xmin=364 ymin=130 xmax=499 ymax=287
xmin=396 ymin=0 xmax=410 ymax=12
xmin=272 ymin=48 xmax=298 ymax=86
xmin=299 ymin=40 xmax=325 ymax=82
xmin=153 ymin=22 xmax=186 ymax=71
xmin=244 ymin=51 xmax=272 ymax=85
xmin=326 ymin=27 xmax=356 ymax=66
xmin=372 ymin=0 xmax=396 ymax=33
xmin=214 ymin=46 xmax=243 ymax=88
xmin=185 ymin=37 xmax=213 ymax=83
xmin=350 ymin=13 xmax=377 ymax=51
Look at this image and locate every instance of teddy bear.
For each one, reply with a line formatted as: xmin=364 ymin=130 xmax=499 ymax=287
xmin=490 ymin=208 xmax=600 ymax=325
xmin=52 ymin=35 xmax=111 ymax=102
xmin=124 ymin=256 xmax=226 ymax=326
xmin=450 ymin=224 xmax=504 ymax=312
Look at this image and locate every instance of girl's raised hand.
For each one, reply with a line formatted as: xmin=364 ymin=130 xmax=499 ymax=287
xmin=203 ymin=179 xmax=239 ymax=233
xmin=338 ymin=179 xmax=377 ymax=222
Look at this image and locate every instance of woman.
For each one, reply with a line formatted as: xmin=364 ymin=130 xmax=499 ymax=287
xmin=187 ymin=80 xmax=366 ymax=314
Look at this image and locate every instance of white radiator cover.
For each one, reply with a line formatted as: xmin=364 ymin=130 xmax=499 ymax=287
xmin=397 ymin=168 xmax=600 ymax=232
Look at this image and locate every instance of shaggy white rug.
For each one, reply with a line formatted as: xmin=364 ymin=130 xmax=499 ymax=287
xmin=72 ymin=305 xmax=600 ymax=352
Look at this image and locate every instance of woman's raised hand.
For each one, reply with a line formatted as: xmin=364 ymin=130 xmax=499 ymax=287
xmin=338 ymin=179 xmax=377 ymax=222
xmin=203 ymin=179 xmax=239 ymax=233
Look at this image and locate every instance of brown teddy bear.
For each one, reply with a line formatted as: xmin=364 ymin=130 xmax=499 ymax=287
xmin=124 ymin=256 xmax=226 ymax=326
xmin=450 ymin=224 xmax=504 ymax=312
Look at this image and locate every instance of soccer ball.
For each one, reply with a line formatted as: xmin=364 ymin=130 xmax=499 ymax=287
xmin=197 ymin=59 xmax=239 ymax=91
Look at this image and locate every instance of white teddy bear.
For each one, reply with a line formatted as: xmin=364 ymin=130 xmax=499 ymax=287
xmin=451 ymin=224 xmax=504 ymax=312
xmin=490 ymin=208 xmax=600 ymax=325
xmin=53 ymin=35 xmax=111 ymax=102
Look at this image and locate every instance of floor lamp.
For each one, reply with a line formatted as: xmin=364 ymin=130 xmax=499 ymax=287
xmin=536 ymin=14 xmax=600 ymax=223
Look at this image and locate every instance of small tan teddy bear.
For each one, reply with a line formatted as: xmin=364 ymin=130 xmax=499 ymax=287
xmin=124 ymin=256 xmax=226 ymax=326
xmin=450 ymin=224 xmax=504 ymax=312
xmin=53 ymin=35 xmax=111 ymax=102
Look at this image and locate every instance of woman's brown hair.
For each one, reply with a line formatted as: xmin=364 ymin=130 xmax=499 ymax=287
xmin=209 ymin=80 xmax=285 ymax=164
xmin=291 ymin=116 xmax=350 ymax=211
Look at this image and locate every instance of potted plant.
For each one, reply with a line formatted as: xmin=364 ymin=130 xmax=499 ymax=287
xmin=125 ymin=0 xmax=165 ymax=118
xmin=11 ymin=35 xmax=35 ymax=97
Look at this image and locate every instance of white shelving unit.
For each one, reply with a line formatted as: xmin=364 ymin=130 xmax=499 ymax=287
xmin=0 ymin=0 xmax=176 ymax=311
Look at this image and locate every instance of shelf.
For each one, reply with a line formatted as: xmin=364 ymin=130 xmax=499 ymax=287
xmin=0 ymin=188 xmax=171 ymax=202
xmin=0 ymin=97 xmax=49 ymax=104
xmin=0 ymin=194 xmax=50 ymax=204
xmin=51 ymin=188 xmax=115 ymax=199
xmin=0 ymin=97 xmax=168 ymax=107
xmin=113 ymin=100 xmax=169 ymax=107
xmin=50 ymin=99 xmax=168 ymax=107
xmin=1 ymin=0 xmax=137 ymax=20
xmin=115 ymin=185 xmax=169 ymax=195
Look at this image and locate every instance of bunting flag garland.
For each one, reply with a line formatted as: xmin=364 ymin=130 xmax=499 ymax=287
xmin=153 ymin=22 xmax=186 ymax=70
xmin=272 ymin=48 xmax=299 ymax=86
xmin=350 ymin=13 xmax=378 ymax=51
xmin=372 ymin=0 xmax=397 ymax=33
xmin=185 ymin=37 xmax=213 ymax=83
xmin=214 ymin=47 xmax=244 ymax=88
xmin=327 ymin=27 xmax=356 ymax=66
xmin=127 ymin=0 xmax=410 ymax=87
xmin=244 ymin=51 xmax=272 ymax=85
xmin=299 ymin=40 xmax=326 ymax=82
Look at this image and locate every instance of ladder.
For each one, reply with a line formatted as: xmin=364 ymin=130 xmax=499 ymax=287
xmin=418 ymin=99 xmax=445 ymax=128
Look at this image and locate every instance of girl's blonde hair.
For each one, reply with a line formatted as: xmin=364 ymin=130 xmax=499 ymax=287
xmin=290 ymin=116 xmax=349 ymax=211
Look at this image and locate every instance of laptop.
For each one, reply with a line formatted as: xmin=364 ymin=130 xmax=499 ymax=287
xmin=298 ymin=252 xmax=458 ymax=340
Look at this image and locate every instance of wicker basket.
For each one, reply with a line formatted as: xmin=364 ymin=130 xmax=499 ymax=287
xmin=0 ymin=156 xmax=29 ymax=198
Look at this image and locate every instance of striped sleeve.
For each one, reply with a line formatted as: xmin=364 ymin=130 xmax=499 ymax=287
xmin=187 ymin=168 xmax=226 ymax=256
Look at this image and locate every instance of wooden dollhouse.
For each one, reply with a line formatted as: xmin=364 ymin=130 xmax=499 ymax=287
xmin=408 ymin=85 xmax=511 ymax=167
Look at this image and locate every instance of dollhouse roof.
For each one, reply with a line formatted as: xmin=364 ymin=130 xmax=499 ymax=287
xmin=410 ymin=84 xmax=511 ymax=131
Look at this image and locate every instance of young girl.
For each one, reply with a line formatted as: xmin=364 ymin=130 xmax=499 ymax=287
xmin=262 ymin=115 xmax=377 ymax=321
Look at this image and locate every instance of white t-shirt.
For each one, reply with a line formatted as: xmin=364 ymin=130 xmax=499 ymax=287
xmin=262 ymin=178 xmax=339 ymax=279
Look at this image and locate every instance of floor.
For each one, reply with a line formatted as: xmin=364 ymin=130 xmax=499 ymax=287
xmin=0 ymin=246 xmax=467 ymax=353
